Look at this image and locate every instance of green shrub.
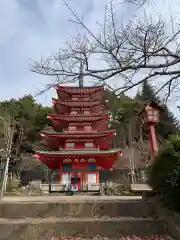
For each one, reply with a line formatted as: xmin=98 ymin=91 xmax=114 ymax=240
xmin=0 ymin=179 xmax=20 ymax=194
xmin=149 ymin=134 xmax=180 ymax=212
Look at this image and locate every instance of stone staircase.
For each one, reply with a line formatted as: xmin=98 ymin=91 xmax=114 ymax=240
xmin=0 ymin=197 xmax=168 ymax=240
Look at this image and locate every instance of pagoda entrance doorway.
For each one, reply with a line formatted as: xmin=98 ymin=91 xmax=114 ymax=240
xmin=71 ymin=174 xmax=81 ymax=192
xmin=87 ymin=173 xmax=97 ymax=184
xmin=62 ymin=173 xmax=71 ymax=191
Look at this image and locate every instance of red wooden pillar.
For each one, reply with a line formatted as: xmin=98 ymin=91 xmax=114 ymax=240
xmin=149 ymin=124 xmax=158 ymax=154
xmin=60 ymin=161 xmax=62 ymax=183
xmin=96 ymin=171 xmax=99 ymax=183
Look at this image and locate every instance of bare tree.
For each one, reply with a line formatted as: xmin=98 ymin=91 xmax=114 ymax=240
xmin=0 ymin=109 xmax=15 ymax=198
xmin=0 ymin=109 xmax=13 ymax=155
xmin=31 ymin=0 xmax=180 ymax=101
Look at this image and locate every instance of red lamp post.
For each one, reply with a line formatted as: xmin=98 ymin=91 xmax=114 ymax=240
xmin=137 ymin=101 xmax=162 ymax=155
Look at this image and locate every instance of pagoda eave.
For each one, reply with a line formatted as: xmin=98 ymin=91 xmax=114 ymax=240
xmin=53 ymin=98 xmax=101 ymax=104
xmin=34 ymin=149 xmax=121 ymax=170
xmin=41 ymin=130 xmax=115 ymax=139
xmin=53 ymin=101 xmax=102 ymax=108
xmin=35 ymin=149 xmax=121 ymax=157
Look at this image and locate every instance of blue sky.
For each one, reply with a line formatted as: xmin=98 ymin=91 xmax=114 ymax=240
xmin=1 ymin=0 xmax=180 ymax=116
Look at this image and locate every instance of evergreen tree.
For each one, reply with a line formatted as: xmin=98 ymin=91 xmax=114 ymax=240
xmin=157 ymin=105 xmax=179 ymax=139
xmin=138 ymin=80 xmax=159 ymax=103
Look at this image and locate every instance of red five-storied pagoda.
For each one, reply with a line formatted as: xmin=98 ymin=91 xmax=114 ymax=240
xmin=35 ymin=81 xmax=121 ymax=193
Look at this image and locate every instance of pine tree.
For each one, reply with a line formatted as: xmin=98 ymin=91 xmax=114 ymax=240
xmin=157 ymin=104 xmax=179 ymax=139
xmin=138 ymin=80 xmax=159 ymax=104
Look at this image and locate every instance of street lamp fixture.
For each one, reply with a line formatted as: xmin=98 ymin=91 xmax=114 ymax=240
xmin=137 ymin=101 xmax=162 ymax=155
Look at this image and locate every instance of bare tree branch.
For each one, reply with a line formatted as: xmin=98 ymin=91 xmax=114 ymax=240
xmin=125 ymin=0 xmax=153 ymax=7
xmin=31 ymin=0 xmax=180 ymax=100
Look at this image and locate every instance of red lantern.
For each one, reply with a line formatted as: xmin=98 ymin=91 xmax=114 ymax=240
xmin=138 ymin=101 xmax=162 ymax=126
xmin=145 ymin=105 xmax=160 ymax=124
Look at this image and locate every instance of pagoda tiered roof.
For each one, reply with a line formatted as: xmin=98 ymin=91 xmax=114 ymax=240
xmin=34 ymin=83 xmax=121 ymax=170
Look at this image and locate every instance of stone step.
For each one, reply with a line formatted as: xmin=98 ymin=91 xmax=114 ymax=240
xmin=0 ymin=217 xmax=167 ymax=240
xmin=47 ymin=237 xmax=172 ymax=240
xmin=0 ymin=200 xmax=157 ymax=219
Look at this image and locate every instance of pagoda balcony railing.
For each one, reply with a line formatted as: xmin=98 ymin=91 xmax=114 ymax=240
xmin=63 ymin=130 xmax=98 ymax=133
xmin=54 ymin=98 xmax=101 ymax=103
xmin=49 ymin=115 xmax=109 ymax=122
xmin=53 ymin=100 xmax=102 ymax=106
xmin=56 ymin=85 xmax=104 ymax=94
xmin=59 ymin=147 xmax=99 ymax=151
xmin=40 ymin=183 xmax=100 ymax=193
xmin=58 ymin=112 xmax=105 ymax=116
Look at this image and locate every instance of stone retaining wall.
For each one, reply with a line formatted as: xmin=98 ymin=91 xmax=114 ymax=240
xmin=0 ymin=200 xmax=156 ymax=219
xmin=0 ymin=218 xmax=166 ymax=240
xmin=0 ymin=198 xmax=168 ymax=240
xmin=155 ymin=200 xmax=180 ymax=240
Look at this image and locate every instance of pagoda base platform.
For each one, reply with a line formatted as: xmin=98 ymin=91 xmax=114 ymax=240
xmin=1 ymin=195 xmax=142 ymax=202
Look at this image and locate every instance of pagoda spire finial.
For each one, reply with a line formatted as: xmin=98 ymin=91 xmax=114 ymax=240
xmin=79 ymin=61 xmax=84 ymax=88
